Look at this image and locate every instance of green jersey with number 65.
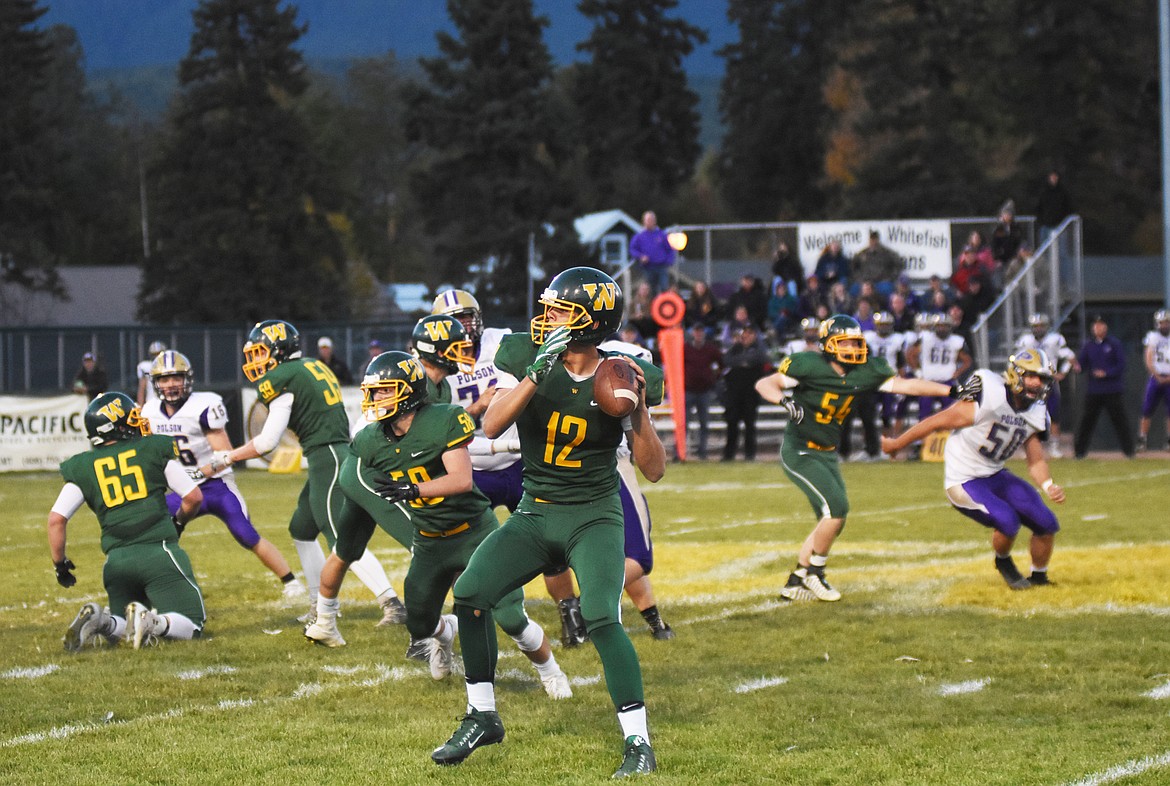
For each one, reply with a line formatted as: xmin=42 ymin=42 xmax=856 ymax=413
xmin=347 ymin=402 xmax=487 ymax=534
xmin=495 ymin=333 xmax=664 ymax=504
xmin=777 ymin=351 xmax=895 ymax=450
xmin=253 ymin=358 xmax=349 ymax=451
xmin=59 ymin=434 xmax=180 ymax=553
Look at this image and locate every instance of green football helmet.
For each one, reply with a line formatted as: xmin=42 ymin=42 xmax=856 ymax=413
xmin=242 ymin=320 xmax=301 ymax=382
xmin=530 ymin=266 xmax=624 ymax=346
xmin=432 ymin=289 xmax=484 ymax=348
xmin=819 ymin=314 xmax=868 ymax=364
xmin=85 ymin=392 xmax=151 ymax=446
xmin=1004 ymin=348 xmax=1054 ymax=403
xmin=150 ymin=350 xmax=194 ymax=404
xmin=360 ymin=351 xmax=429 ymax=423
xmin=411 ymin=315 xmax=475 ymax=374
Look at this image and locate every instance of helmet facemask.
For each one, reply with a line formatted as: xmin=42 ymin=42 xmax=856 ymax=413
xmin=151 ymin=351 xmax=194 ymax=404
xmin=824 ymin=334 xmax=868 ymax=364
xmin=242 ymin=341 xmax=274 ymax=382
xmin=360 ymin=378 xmax=416 ymax=422
xmin=1004 ymin=349 xmax=1054 ymax=404
xmin=530 ymin=296 xmax=595 ymax=346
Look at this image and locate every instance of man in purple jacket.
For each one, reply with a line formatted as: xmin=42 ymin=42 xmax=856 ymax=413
xmin=1074 ymin=315 xmax=1135 ymax=458
xmin=629 ymin=211 xmax=677 ymax=295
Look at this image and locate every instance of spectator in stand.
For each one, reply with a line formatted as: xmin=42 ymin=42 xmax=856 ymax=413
xmin=851 ymin=231 xmax=902 ymax=298
xmin=626 ymin=281 xmax=658 ymax=342
xmin=726 ymin=274 xmax=768 ymax=329
xmin=892 ymin=275 xmax=921 ymax=314
xmin=924 ymin=288 xmax=950 ymax=315
xmin=814 ymin=240 xmax=850 ymax=288
xmin=855 ymin=280 xmax=886 ymax=313
xmin=629 ymin=210 xmax=676 ymax=295
xmin=799 ymin=275 xmax=827 ymax=319
xmin=951 ymin=245 xmax=996 ymax=297
xmin=719 ymin=304 xmax=755 ymax=349
xmin=364 ymin=340 xmax=384 ymax=373
xmin=720 ymin=324 xmax=770 ymax=462
xmin=925 ymin=274 xmax=951 ymax=307
xmin=73 ymin=352 xmax=108 ymax=399
xmin=771 ymin=241 xmax=805 ymax=299
xmin=854 ymin=300 xmax=877 ymax=333
xmin=1036 ymin=170 xmax=1073 ymax=247
xmin=1074 ymin=315 xmax=1135 ymax=458
xmin=948 ymin=303 xmax=975 ymax=351
xmin=991 ymin=199 xmax=1031 ymax=282
xmin=955 ymin=275 xmax=995 ymax=323
xmin=888 ymin=291 xmax=917 ymax=333
xmin=685 ymin=280 xmax=722 ymax=330
xmin=683 ymin=324 xmax=724 ymax=461
xmin=316 ymin=337 xmax=353 ymax=385
xmin=826 ymin=280 xmax=854 ymax=317
xmin=965 ymin=230 xmax=995 ymax=270
xmin=767 ymin=279 xmax=800 ymax=338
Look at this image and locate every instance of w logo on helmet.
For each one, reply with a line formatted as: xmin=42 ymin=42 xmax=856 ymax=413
xmin=396 ymin=358 xmax=424 ymax=382
xmin=261 ymin=322 xmax=288 ymax=343
xmin=423 ymin=320 xmax=451 ymax=342
xmin=97 ymin=399 xmax=126 ymax=423
xmin=583 ymin=282 xmax=618 ymax=311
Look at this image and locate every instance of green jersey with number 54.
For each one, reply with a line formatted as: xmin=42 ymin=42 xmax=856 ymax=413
xmin=495 ymin=333 xmax=664 ymax=504
xmin=777 ymin=351 xmax=895 ymax=450
xmin=59 ymin=434 xmax=179 ymax=553
xmin=253 ymin=358 xmax=349 ymax=451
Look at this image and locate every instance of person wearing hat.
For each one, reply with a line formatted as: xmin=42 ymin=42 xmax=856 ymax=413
xmin=316 ymin=336 xmax=353 ymax=385
xmin=364 ymin=340 xmax=384 ymax=374
xmin=1074 ymin=315 xmax=1135 ymax=458
xmin=73 ymin=352 xmax=108 ymax=400
xmin=990 ymin=199 xmax=1029 ymax=283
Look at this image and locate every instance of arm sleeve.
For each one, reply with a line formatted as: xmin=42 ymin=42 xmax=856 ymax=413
xmin=253 ymin=393 xmax=293 ymax=454
xmin=50 ymin=483 xmax=86 ymax=519
xmin=165 ymin=461 xmax=199 ymax=496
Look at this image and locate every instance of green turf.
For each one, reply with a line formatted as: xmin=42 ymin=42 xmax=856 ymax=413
xmin=2 ymin=458 xmax=1168 ymax=785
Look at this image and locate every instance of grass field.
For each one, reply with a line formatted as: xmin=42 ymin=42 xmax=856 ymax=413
xmin=2 ymin=457 xmax=1170 ymax=785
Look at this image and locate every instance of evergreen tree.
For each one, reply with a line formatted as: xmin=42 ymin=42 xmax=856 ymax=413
xmin=570 ymin=0 xmax=707 ymax=210
xmin=0 ymin=0 xmax=64 ymax=300
xmin=140 ymin=0 xmax=348 ymax=324
xmin=407 ymin=0 xmax=568 ymax=316
xmin=717 ymin=0 xmax=846 ymax=221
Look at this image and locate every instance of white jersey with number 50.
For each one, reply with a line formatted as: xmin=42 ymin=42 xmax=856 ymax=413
xmin=140 ymin=391 xmax=230 ymax=481
xmin=445 ymin=326 xmax=519 ymax=471
xmin=943 ymin=370 xmax=1049 ymax=488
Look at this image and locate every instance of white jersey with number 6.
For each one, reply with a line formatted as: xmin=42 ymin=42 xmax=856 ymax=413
xmin=141 ymin=391 xmax=231 ymax=481
xmin=943 ymin=370 xmax=1049 ymax=488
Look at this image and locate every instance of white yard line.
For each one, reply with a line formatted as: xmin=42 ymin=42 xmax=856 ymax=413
xmin=734 ymin=676 xmax=789 ymax=693
xmin=1 ymin=664 xmax=60 ymax=680
xmin=1060 ymin=752 xmax=1170 ymax=786
xmin=937 ymin=678 xmax=990 ymax=696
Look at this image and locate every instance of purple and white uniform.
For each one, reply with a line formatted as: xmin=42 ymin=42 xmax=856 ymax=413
xmin=141 ymin=392 xmax=263 ymax=549
xmin=445 ymin=326 xmax=524 ymax=511
xmin=915 ymin=331 xmax=967 ymax=419
xmin=943 ymin=370 xmax=1059 ymax=538
xmin=1015 ymin=330 xmax=1075 ymax=420
xmin=1141 ymin=329 xmax=1170 ymax=417
xmin=864 ymin=329 xmax=907 ymax=425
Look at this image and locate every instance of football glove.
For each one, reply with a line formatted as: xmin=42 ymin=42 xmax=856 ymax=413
xmin=172 ymin=515 xmax=187 ymax=538
xmin=208 ymin=451 xmax=233 ymax=473
xmin=185 ymin=467 xmax=206 ymax=482
xmin=949 ymin=375 xmax=982 ymax=402
xmin=375 ymin=480 xmax=421 ymax=504
xmin=54 ymin=558 xmax=77 ymax=588
xmin=781 ymin=396 xmax=804 ymax=425
xmin=526 ymin=326 xmax=572 ymax=384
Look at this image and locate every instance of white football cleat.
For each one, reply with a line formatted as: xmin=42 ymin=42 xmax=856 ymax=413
xmin=376 ymin=595 xmax=407 ymax=627
xmin=541 ymin=669 xmax=573 ymax=700
xmin=801 ymin=572 xmax=842 ymax=602
xmin=428 ymin=636 xmax=454 ymax=680
xmin=124 ymin=602 xmax=161 ymax=649
xmin=63 ymin=602 xmax=111 ymax=653
xmin=281 ymin=579 xmax=307 ymax=603
xmin=304 ymin=615 xmax=346 ymax=648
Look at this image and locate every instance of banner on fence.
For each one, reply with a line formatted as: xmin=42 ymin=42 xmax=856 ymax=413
xmin=797 ymin=220 xmax=953 ymax=282
xmin=0 ymin=394 xmax=90 ymax=472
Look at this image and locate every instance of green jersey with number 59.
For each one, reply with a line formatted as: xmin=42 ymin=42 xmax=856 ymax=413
xmin=253 ymin=358 xmax=349 ymax=451
xmin=495 ymin=333 xmax=664 ymax=504
xmin=59 ymin=434 xmax=179 ymax=553
xmin=777 ymin=351 xmax=895 ymax=450
xmin=347 ymin=403 xmax=487 ymax=534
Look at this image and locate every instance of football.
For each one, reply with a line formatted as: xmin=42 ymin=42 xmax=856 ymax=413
xmin=594 ymin=357 xmax=640 ymax=418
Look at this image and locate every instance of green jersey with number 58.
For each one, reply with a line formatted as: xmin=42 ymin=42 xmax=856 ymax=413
xmin=59 ymin=434 xmax=179 ymax=553
xmin=495 ymin=333 xmax=664 ymax=504
xmin=777 ymin=351 xmax=895 ymax=450
xmin=253 ymin=358 xmax=349 ymax=451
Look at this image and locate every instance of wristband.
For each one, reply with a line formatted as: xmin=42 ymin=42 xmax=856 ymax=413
xmin=1041 ymin=479 xmax=1054 ymax=492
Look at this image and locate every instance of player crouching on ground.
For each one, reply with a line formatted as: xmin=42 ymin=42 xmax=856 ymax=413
xmin=882 ymin=349 xmax=1065 ymax=589
xmin=50 ymin=393 xmax=206 ymax=652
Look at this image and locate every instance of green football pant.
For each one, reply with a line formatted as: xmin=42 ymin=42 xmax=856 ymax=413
xmin=780 ymin=437 xmax=850 ymax=520
xmin=103 ymin=540 xmax=205 ymax=627
xmin=288 ymin=443 xmax=352 ymax=548
xmin=404 ymin=510 xmax=528 ymax=641
xmin=452 ymin=492 xmax=644 ymax=708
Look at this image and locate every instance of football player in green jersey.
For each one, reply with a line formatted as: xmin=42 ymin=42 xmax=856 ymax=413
xmin=49 ymin=393 xmax=206 ymax=651
xmin=756 ymin=315 xmax=954 ymax=602
xmin=432 ymin=267 xmax=666 ymax=778
xmin=199 ymin=320 xmax=405 ymax=626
